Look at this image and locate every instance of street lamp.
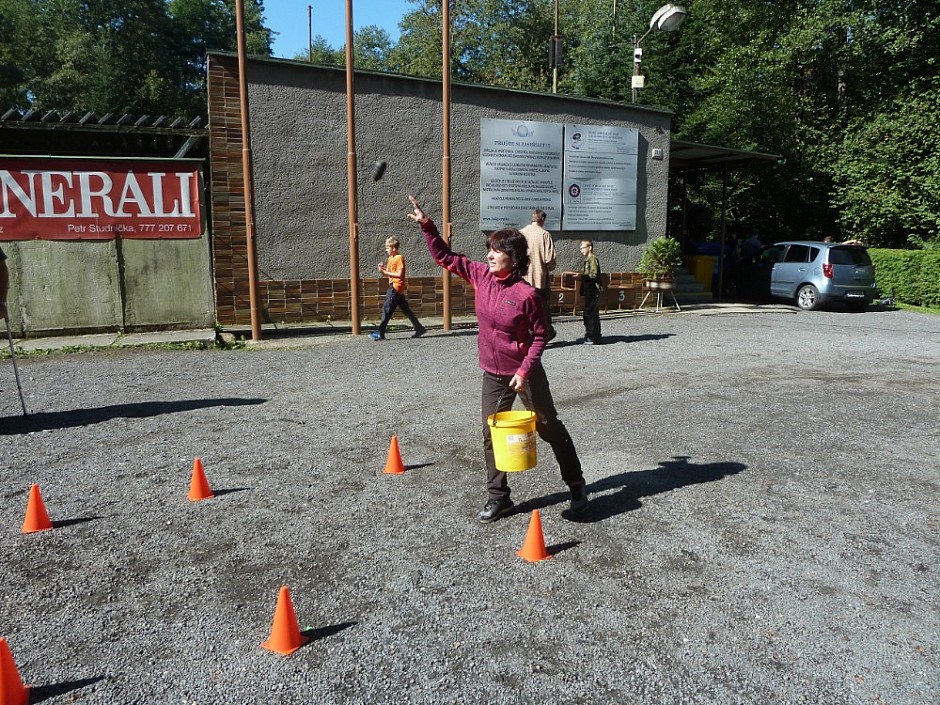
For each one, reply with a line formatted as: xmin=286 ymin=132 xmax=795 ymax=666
xmin=632 ymin=3 xmax=687 ymax=103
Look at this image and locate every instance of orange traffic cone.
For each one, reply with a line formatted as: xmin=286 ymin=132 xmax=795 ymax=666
xmin=517 ymin=510 xmax=551 ymax=563
xmin=382 ymin=436 xmax=406 ymax=475
xmin=0 ymin=637 xmax=30 ymax=705
xmin=187 ymin=458 xmax=215 ymax=501
xmin=21 ymin=484 xmax=53 ymax=534
xmin=261 ymin=586 xmax=310 ymax=655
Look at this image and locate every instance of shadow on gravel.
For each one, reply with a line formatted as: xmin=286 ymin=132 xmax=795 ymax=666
xmin=213 ymin=487 xmax=251 ymax=498
xmin=302 ymin=620 xmax=358 ymax=642
xmin=548 ymin=333 xmax=674 ymax=349
xmin=514 ymin=456 xmax=747 ymax=524
xmin=30 ymin=676 xmax=106 ymax=703
xmin=547 ymin=540 xmax=581 ymax=556
xmin=404 ymin=462 xmax=436 ymax=472
xmin=53 ymin=516 xmax=103 ymax=529
xmin=575 ymin=456 xmax=747 ymax=523
xmin=0 ymin=398 xmax=267 ymax=435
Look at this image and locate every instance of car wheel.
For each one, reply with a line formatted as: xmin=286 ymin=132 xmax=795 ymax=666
xmin=796 ymin=284 xmax=820 ymax=311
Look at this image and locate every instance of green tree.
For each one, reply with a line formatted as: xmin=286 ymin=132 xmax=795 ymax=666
xmin=669 ymin=0 xmax=940 ymax=246
xmin=831 ymin=76 xmax=940 ymax=247
xmin=0 ymin=0 xmax=35 ymax=106
xmin=292 ymin=36 xmax=342 ymax=66
xmin=392 ymin=0 xmax=552 ymax=90
xmin=1 ymin=0 xmax=273 ymax=116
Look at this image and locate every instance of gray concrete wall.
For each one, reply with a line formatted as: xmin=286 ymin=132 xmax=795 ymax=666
xmin=2 ymin=236 xmax=215 ymax=337
xmin=120 ymin=237 xmax=215 ymax=330
xmin=244 ymin=59 xmax=672 ymax=282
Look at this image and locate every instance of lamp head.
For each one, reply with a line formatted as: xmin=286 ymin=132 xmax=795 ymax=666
xmin=650 ymin=4 xmax=687 ymax=32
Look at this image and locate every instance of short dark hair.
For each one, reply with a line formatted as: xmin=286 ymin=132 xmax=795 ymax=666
xmin=487 ymin=228 xmax=530 ymax=274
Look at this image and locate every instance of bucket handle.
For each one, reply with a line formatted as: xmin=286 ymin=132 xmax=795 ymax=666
xmin=491 ymin=383 xmax=518 ymax=428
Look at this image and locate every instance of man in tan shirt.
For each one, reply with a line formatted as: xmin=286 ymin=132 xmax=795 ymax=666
xmin=520 ymin=209 xmax=557 ymax=340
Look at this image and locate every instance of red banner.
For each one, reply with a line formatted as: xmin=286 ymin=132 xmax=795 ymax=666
xmin=0 ymin=158 xmax=204 ymax=241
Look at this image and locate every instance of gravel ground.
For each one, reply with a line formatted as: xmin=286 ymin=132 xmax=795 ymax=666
xmin=1 ymin=306 xmax=938 ymax=705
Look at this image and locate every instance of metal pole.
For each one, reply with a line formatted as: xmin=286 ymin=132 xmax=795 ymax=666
xmin=4 ymin=316 xmax=27 ymax=416
xmin=441 ymin=0 xmax=452 ymax=330
xmin=345 ymin=0 xmax=361 ymax=335
xmin=308 ymin=5 xmax=313 ymax=62
xmin=552 ymin=0 xmax=559 ymax=93
xmin=235 ymin=0 xmax=262 ymax=341
xmin=717 ymin=164 xmax=728 ymax=302
xmin=632 ymin=33 xmax=640 ymax=103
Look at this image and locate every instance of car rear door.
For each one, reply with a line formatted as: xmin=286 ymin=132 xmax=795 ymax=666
xmin=771 ymin=244 xmax=812 ymax=296
xmin=828 ymin=246 xmax=876 ymax=297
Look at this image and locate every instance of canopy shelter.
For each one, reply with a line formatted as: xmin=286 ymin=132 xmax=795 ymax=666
xmin=0 ymin=109 xmax=207 ymax=158
xmin=668 ymin=139 xmax=782 ymax=301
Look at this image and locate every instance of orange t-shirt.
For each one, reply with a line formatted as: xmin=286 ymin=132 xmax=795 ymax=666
xmin=386 ymin=253 xmax=406 ymax=293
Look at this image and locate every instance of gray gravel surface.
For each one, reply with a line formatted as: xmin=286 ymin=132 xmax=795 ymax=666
xmin=1 ymin=307 xmax=938 ymax=704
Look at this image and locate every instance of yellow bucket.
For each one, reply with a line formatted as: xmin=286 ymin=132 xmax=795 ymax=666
xmin=487 ymin=410 xmax=537 ymax=472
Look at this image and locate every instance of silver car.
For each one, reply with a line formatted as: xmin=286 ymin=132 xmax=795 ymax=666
xmin=764 ymin=241 xmax=877 ymax=311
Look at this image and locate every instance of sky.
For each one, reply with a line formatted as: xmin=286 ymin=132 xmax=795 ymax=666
xmin=264 ymin=0 xmax=418 ymax=58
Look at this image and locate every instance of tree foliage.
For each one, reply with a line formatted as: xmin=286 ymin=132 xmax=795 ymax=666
xmin=378 ymin=0 xmax=940 ymax=248
xmin=2 ymin=0 xmax=938 ymax=248
xmin=0 ymin=0 xmax=272 ymax=116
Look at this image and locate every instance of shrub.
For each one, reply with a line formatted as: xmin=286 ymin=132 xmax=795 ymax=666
xmin=638 ymin=237 xmax=684 ymax=280
xmin=869 ymin=249 xmax=940 ymax=307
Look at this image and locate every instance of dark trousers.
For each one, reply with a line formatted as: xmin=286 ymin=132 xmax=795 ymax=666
xmin=536 ymin=287 xmax=555 ymax=336
xmin=583 ymin=292 xmax=601 ymax=343
xmin=481 ymin=368 xmax=583 ymax=501
xmin=377 ymin=287 xmax=422 ymax=335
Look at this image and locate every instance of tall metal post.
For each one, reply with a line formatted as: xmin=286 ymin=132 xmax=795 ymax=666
xmin=308 ymin=5 xmax=313 ymax=61
xmin=235 ymin=0 xmax=261 ymax=341
xmin=345 ymin=0 xmax=361 ymax=334
xmin=552 ymin=0 xmax=559 ymax=93
xmin=441 ymin=0 xmax=452 ymax=330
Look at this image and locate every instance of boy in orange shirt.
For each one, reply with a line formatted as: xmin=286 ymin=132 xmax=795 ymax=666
xmin=371 ymin=236 xmax=427 ymax=340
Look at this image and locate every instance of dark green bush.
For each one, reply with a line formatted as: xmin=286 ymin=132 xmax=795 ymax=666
xmin=869 ymin=249 xmax=940 ymax=307
xmin=921 ymin=252 xmax=940 ymax=308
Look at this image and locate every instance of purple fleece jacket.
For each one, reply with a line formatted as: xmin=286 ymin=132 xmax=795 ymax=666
xmin=421 ymin=219 xmax=547 ymax=379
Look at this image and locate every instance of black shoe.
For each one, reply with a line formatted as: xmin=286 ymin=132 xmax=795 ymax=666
xmin=546 ymin=329 xmax=557 ymax=342
xmin=478 ymin=498 xmax=514 ymax=524
xmin=568 ymin=483 xmax=588 ymax=513
xmin=412 ymin=326 xmax=427 ymax=338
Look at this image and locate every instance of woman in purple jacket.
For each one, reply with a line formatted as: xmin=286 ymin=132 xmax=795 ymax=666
xmin=407 ymin=196 xmax=588 ymax=523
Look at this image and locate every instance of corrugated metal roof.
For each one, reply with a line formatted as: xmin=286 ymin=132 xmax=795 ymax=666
xmin=0 ymin=110 xmax=208 ymax=159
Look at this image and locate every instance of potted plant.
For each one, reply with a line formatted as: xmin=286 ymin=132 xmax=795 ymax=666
xmin=637 ymin=236 xmax=684 ymax=289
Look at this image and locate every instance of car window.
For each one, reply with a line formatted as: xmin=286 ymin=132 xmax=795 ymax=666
xmin=829 ymin=247 xmax=872 ymax=266
xmin=784 ymin=244 xmax=811 ymax=263
xmin=809 ymin=247 xmax=820 ymax=261
xmin=758 ymin=246 xmax=783 ymax=265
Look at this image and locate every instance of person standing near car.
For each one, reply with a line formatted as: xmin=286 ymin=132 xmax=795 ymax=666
xmin=520 ymin=209 xmax=557 ymax=341
xmin=739 ymin=232 xmax=763 ymax=262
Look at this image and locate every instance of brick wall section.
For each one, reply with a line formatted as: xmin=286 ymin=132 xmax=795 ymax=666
xmin=207 ymin=59 xmax=248 ymax=325
xmin=207 ymin=56 xmax=661 ymax=327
